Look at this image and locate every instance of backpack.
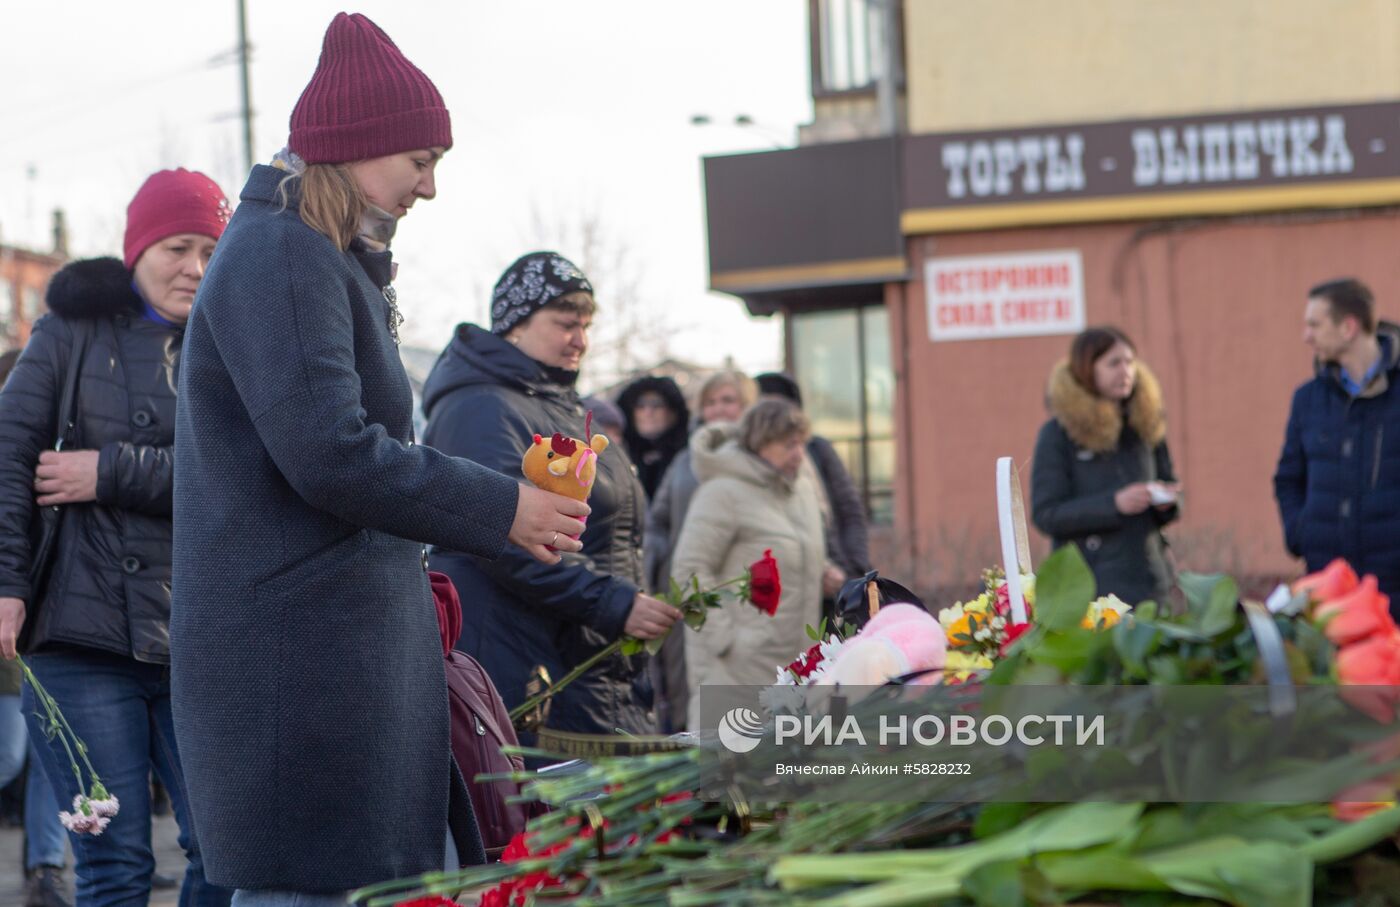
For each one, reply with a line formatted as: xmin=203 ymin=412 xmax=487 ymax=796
xmin=431 ymin=571 xmax=529 ymax=856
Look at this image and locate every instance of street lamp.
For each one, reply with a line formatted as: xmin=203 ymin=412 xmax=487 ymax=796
xmin=689 ymin=113 xmax=790 ymax=149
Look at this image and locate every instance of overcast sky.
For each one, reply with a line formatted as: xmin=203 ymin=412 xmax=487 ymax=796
xmin=1 ymin=1 xmax=814 ymax=386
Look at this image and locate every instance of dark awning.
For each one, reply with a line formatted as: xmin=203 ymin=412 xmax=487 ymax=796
xmin=703 ymin=137 xmax=906 ymax=314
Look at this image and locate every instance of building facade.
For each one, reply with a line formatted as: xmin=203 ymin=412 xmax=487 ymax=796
xmin=704 ymin=0 xmax=1400 ymax=597
xmin=0 ymin=212 xmax=68 ymax=349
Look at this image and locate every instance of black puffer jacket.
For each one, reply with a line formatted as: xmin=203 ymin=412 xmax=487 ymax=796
xmin=0 ymin=257 xmax=181 ymax=661
xmin=423 ymin=324 xmax=652 ymax=737
xmin=1031 ymin=359 xmax=1179 ymax=605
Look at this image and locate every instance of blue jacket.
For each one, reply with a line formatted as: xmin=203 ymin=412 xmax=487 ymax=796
xmin=423 ymin=324 xmax=652 ymax=739
xmin=171 ymin=166 xmax=520 ymax=892
xmin=1274 ymin=323 xmax=1400 ymax=614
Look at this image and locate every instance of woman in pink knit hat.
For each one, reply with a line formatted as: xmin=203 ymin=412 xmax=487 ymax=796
xmin=171 ymin=14 xmax=591 ymax=905
xmin=0 ymin=168 xmax=232 ymax=907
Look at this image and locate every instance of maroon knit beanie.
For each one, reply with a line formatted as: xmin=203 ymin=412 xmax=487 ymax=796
xmin=289 ymin=12 xmax=452 ymax=164
xmin=122 ymin=169 xmax=231 ymax=269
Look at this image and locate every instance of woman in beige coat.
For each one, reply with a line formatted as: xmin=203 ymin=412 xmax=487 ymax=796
xmin=671 ymin=399 xmax=826 ymax=728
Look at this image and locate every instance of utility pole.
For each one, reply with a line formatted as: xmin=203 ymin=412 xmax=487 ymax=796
xmin=875 ymin=0 xmax=900 ymax=136
xmin=237 ymin=0 xmax=255 ymax=174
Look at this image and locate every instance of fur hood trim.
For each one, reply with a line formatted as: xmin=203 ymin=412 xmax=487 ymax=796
xmin=44 ymin=257 xmax=142 ymax=321
xmin=1047 ymin=358 xmax=1166 ymax=453
xmin=689 ymin=421 xmax=796 ymax=493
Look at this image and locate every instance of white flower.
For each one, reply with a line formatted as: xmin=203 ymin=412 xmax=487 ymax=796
xmin=1085 ymin=594 xmax=1132 ymax=626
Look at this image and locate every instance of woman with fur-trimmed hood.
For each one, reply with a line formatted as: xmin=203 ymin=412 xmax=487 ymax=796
xmin=1031 ymin=327 xmax=1180 ymax=605
xmin=0 ymin=168 xmax=232 ymax=906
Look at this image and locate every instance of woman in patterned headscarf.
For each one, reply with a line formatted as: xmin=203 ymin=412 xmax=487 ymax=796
xmin=422 ymin=251 xmax=680 ymax=740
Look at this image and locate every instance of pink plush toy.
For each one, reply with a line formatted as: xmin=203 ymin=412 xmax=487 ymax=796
xmin=817 ymin=603 xmax=946 ymax=687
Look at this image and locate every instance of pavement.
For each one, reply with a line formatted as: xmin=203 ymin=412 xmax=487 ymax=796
xmin=0 ymin=812 xmax=186 ymax=906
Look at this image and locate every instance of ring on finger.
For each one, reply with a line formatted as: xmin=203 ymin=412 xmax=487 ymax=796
xmin=551 ymin=531 xmax=559 ymax=546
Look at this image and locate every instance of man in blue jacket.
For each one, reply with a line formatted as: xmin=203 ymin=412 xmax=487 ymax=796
xmin=1275 ymin=278 xmax=1400 ymax=618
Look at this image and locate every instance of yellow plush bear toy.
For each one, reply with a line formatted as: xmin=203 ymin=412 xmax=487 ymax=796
xmin=521 ymin=424 xmax=609 ymax=501
xmin=521 ymin=413 xmax=609 ymax=547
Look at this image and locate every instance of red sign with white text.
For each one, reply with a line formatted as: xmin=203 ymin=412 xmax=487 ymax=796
xmin=925 ymin=250 xmax=1085 ymax=342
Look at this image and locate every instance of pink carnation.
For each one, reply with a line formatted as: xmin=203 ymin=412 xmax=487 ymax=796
xmin=59 ymin=794 xmax=119 ymax=834
xmin=59 ymin=810 xmax=110 ymax=835
xmin=89 ymin=796 xmax=120 ymax=819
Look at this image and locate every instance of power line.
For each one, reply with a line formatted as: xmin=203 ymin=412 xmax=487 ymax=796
xmin=5 ymin=52 xmax=238 ymax=137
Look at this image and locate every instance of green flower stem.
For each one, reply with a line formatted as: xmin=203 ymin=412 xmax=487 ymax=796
xmin=812 ymin=874 xmax=961 ymax=907
xmin=508 ymin=573 xmax=750 ymax=725
xmin=508 ymin=637 xmax=625 ymax=723
xmin=1301 ymin=804 xmax=1400 ymax=863
xmin=16 ymin=657 xmax=90 ymax=799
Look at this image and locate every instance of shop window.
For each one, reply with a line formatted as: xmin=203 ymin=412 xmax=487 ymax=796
xmin=791 ymin=305 xmax=895 ymax=525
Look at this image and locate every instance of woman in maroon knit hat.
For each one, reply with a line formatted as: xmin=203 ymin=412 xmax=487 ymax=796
xmin=170 ymin=14 xmax=590 ymax=905
xmin=0 ymin=168 xmax=231 ymax=907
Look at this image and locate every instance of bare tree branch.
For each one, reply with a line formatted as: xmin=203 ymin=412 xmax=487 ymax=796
xmin=519 ymin=200 xmax=673 ymax=387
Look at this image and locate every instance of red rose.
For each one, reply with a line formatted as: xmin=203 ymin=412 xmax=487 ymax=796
xmin=396 ymin=897 xmax=458 ymax=907
xmin=748 ymin=549 xmax=782 ymax=615
xmin=993 ymin=583 xmax=1032 ymax=619
xmin=1338 ymin=627 xmax=1400 ymax=722
xmin=1294 ymin=558 xmax=1361 ymax=603
xmin=1315 ymin=575 xmax=1397 ymax=646
xmin=999 ymin=621 xmax=1032 ymax=656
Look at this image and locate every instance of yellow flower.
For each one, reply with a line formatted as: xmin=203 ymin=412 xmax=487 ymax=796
xmin=945 ymin=651 xmax=994 ymax=671
xmin=943 ymin=650 xmax=995 ymax=683
xmin=947 ymin=612 xmax=981 ymax=648
xmin=1083 ymin=609 xmax=1122 ymax=630
xmin=964 ymin=593 xmax=992 ymax=615
xmin=1082 ymin=594 xmax=1130 ymax=630
xmin=1021 ymin=575 xmax=1036 ymax=606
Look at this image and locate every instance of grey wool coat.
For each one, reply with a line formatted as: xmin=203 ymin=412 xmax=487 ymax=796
xmin=171 ymin=165 xmax=520 ymax=893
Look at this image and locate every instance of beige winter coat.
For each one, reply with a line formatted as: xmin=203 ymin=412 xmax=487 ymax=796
xmin=672 ymin=423 xmax=826 ymax=728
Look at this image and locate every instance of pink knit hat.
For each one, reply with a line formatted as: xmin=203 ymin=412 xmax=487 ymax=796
xmin=122 ymin=169 xmax=231 ymax=269
xmin=289 ymin=12 xmax=452 ymax=164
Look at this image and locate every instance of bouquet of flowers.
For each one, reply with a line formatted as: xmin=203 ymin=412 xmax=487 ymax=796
xmin=938 ymin=568 xmax=1035 ymax=679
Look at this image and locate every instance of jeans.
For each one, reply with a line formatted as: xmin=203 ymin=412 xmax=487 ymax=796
xmin=0 ymin=692 xmax=68 ymax=869
xmin=22 ymin=648 xmax=233 ymax=907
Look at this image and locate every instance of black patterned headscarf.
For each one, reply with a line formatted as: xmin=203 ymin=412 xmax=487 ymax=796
xmin=489 ymin=251 xmax=594 ymax=335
